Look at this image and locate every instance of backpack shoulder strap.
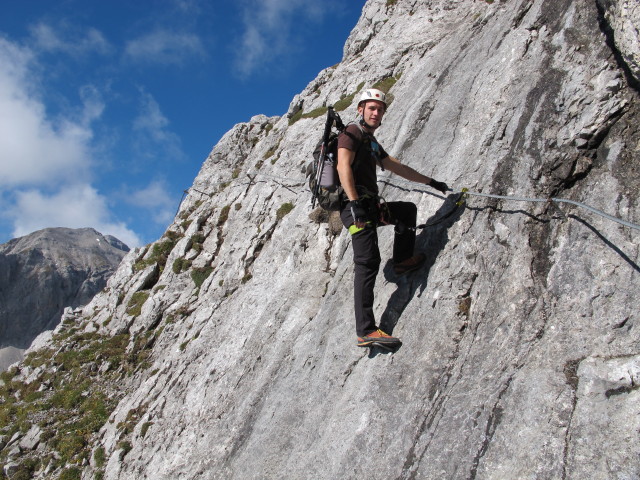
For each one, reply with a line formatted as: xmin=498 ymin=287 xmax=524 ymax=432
xmin=341 ymin=122 xmax=367 ymax=148
xmin=350 ymin=122 xmax=385 ymax=171
xmin=337 ymin=123 xmax=369 ymax=172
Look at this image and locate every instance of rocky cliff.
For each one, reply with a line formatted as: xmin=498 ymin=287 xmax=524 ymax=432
xmin=1 ymin=1 xmax=639 ymax=479
xmin=0 ymin=227 xmax=128 ymax=370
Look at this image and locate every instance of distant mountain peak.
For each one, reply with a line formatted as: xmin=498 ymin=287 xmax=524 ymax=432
xmin=0 ymin=227 xmax=128 ymax=370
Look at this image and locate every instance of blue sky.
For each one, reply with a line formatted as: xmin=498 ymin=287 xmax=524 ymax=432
xmin=0 ymin=0 xmax=365 ymax=247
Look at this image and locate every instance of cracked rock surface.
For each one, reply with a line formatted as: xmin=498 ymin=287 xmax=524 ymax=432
xmin=3 ymin=1 xmax=639 ymax=479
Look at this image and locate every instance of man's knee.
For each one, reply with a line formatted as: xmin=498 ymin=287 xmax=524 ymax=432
xmin=398 ymin=202 xmax=417 ymax=227
xmin=402 ymin=201 xmax=417 ymax=219
xmin=354 ymin=255 xmax=381 ymax=271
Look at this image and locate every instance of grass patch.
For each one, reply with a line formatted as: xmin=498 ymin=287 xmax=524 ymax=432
xmin=372 ymin=76 xmax=398 ymax=94
xmin=334 ymin=82 xmax=364 ymax=111
xmin=288 ymin=109 xmax=303 ymax=126
xmin=334 ymin=93 xmax=356 ymax=112
xmin=191 ymin=267 xmax=214 ymax=288
xmin=276 ymin=202 xmax=295 ymax=220
xmin=51 ymin=384 xmax=87 ymax=410
xmin=217 ymin=205 xmax=231 ymax=227
xmin=190 ymin=233 xmax=206 ymax=252
xmin=172 ymin=257 xmax=192 ymax=274
xmin=133 ymin=236 xmax=180 ymax=272
xmin=126 ymin=292 xmax=149 ymax=317
xmin=0 ymin=326 xmax=138 ymax=474
xmin=8 ymin=458 xmax=40 ymax=480
xmin=302 ymin=106 xmax=328 ymax=120
xmin=58 ymin=467 xmax=82 ymax=480
xmin=54 ymin=432 xmax=86 ymax=463
xmin=140 ymin=421 xmax=153 ymax=437
xmin=94 ymin=446 xmax=106 ymax=468
xmin=118 ymin=441 xmax=133 ymax=460
xmin=263 ymin=139 xmax=280 ymax=160
xmin=288 ymin=105 xmax=333 ymax=125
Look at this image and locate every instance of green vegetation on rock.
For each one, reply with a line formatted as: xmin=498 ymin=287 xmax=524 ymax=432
xmin=0 ymin=318 xmax=158 ymax=478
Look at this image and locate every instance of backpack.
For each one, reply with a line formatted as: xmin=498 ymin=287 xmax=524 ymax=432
xmin=306 ymin=108 xmax=364 ymax=211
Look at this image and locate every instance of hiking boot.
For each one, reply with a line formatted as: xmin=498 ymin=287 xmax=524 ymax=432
xmin=357 ymin=329 xmax=401 ymax=347
xmin=393 ymin=253 xmax=426 ymax=275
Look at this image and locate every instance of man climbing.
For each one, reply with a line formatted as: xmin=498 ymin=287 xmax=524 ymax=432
xmin=337 ymin=88 xmax=449 ymax=348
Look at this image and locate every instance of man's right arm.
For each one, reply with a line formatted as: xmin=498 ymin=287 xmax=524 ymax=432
xmin=337 ymin=147 xmax=368 ymax=229
xmin=337 ymin=147 xmax=358 ymax=201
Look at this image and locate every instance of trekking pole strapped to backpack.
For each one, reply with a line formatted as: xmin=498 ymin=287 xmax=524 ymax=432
xmin=309 ymin=107 xmax=346 ymax=210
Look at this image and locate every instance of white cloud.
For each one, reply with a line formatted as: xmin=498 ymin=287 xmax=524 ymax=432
xmin=0 ymin=37 xmax=94 ymax=188
xmin=125 ymin=30 xmax=205 ymax=66
xmin=9 ymin=184 xmax=142 ymax=248
xmin=133 ymin=90 xmax=185 ymax=161
xmin=172 ymin=0 xmax=203 ymax=14
xmin=133 ymin=91 xmax=170 ymax=133
xmin=0 ymin=34 xmax=142 ymax=247
xmin=29 ymin=22 xmax=111 ymax=57
xmin=126 ymin=179 xmax=175 ymax=226
xmin=79 ymin=85 xmax=106 ymax=125
xmin=234 ymin=0 xmax=331 ymax=78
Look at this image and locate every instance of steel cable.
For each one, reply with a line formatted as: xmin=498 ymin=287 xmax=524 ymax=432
xmin=182 ymin=172 xmax=640 ymax=232
xmin=458 ymin=188 xmax=640 ymax=232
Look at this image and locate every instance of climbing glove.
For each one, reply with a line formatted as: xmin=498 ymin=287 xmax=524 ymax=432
xmin=430 ymin=179 xmax=450 ymax=194
xmin=348 ymin=200 xmax=368 ymax=227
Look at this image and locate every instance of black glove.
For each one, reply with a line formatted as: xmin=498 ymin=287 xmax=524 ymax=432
xmin=430 ymin=179 xmax=449 ymax=194
xmin=348 ymin=200 xmax=368 ymax=226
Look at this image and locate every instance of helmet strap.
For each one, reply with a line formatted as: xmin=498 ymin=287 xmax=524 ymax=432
xmin=359 ymin=116 xmax=381 ymax=130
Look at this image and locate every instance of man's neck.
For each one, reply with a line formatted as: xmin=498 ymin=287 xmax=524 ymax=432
xmin=359 ymin=119 xmax=378 ymax=134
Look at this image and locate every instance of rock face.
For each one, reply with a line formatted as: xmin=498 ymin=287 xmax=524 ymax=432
xmin=597 ymin=0 xmax=640 ymax=82
xmin=0 ymin=227 xmax=128 ymax=369
xmin=3 ymin=1 xmax=640 ymax=479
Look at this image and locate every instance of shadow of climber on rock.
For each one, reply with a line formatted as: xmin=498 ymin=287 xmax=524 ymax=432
xmin=379 ymin=192 xmax=466 ymax=336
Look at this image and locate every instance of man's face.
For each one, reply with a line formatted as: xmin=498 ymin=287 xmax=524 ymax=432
xmin=358 ymin=100 xmax=385 ymax=129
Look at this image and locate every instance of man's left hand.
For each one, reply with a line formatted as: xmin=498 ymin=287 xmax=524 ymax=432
xmin=430 ymin=179 xmax=449 ymax=194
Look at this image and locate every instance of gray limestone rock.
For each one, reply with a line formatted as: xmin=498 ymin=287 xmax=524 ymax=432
xmin=0 ymin=227 xmax=128 ymax=368
xmin=18 ymin=425 xmax=42 ymax=451
xmin=0 ymin=346 xmax=23 ymax=372
xmin=566 ymin=355 xmax=640 ymax=479
xmin=8 ymin=1 xmax=640 ymax=479
xmin=3 ymin=462 xmax=20 ymax=478
xmin=597 ymin=0 xmax=640 ymax=82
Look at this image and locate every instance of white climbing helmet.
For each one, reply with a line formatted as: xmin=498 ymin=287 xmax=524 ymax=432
xmin=358 ymin=88 xmax=387 ymax=109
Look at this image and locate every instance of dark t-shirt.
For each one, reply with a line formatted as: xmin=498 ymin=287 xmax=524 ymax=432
xmin=337 ymin=123 xmax=388 ymax=196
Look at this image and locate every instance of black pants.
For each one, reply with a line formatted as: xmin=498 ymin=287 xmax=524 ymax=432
xmin=340 ymin=201 xmax=417 ymax=337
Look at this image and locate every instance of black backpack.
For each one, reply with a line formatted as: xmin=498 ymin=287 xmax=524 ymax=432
xmin=306 ymin=108 xmax=365 ymax=211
